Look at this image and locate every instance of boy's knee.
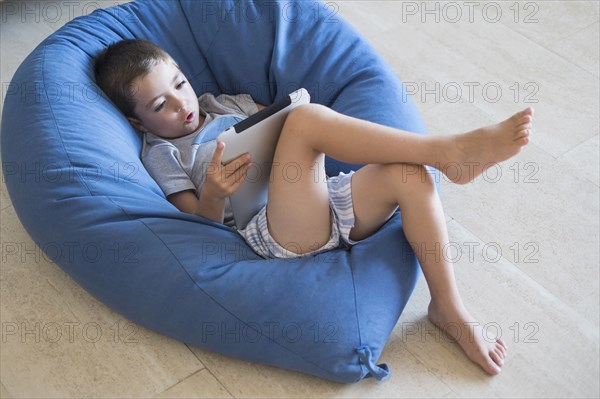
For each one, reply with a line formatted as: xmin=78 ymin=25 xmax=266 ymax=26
xmin=286 ymin=103 xmax=331 ymax=127
xmin=281 ymin=103 xmax=329 ymax=142
xmin=291 ymin=103 xmax=330 ymax=119
xmin=385 ymin=163 xmax=435 ymax=190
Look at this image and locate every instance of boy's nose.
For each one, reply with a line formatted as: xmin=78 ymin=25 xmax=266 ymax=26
xmin=174 ymin=99 xmax=185 ymax=113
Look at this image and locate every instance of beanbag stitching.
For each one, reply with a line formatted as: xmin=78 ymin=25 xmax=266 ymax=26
xmin=179 ymin=0 xmax=230 ymax=89
xmin=348 ymin=256 xmax=367 ymax=379
xmin=94 ymin=8 xmax=139 ymax=42
xmin=40 ymin=44 xmax=93 ymax=197
xmin=349 ymin=263 xmax=363 ymax=346
xmin=177 ymin=0 xmax=204 ymax=55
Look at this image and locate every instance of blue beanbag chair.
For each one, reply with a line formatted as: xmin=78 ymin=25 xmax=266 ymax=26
xmin=1 ymin=0 xmax=427 ymax=383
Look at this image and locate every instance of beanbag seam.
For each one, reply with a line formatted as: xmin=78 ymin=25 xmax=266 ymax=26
xmin=349 ymin=261 xmax=363 ymax=344
xmin=349 ymin=254 xmax=368 ymax=381
xmin=95 ymin=8 xmax=139 ymax=41
xmin=40 ymin=44 xmax=94 ymax=198
xmin=177 ymin=1 xmax=206 ymax=60
xmin=179 ymin=0 xmax=231 ymax=91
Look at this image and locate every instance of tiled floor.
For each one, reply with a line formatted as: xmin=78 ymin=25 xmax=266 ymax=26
xmin=1 ymin=1 xmax=599 ymax=398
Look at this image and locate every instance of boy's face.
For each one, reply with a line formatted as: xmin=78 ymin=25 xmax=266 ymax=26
xmin=128 ymin=60 xmax=201 ymax=139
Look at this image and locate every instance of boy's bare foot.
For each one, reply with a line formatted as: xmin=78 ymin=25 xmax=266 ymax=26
xmin=428 ymin=300 xmax=508 ymax=375
xmin=440 ymin=107 xmax=533 ymax=184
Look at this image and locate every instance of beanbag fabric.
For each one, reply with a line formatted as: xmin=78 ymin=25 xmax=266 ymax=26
xmin=1 ymin=0 xmax=427 ymax=383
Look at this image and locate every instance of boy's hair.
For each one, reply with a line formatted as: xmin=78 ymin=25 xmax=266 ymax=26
xmin=94 ymin=39 xmax=175 ymax=118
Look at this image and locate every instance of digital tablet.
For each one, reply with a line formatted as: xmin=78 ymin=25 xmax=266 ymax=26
xmin=217 ymin=88 xmax=311 ymax=230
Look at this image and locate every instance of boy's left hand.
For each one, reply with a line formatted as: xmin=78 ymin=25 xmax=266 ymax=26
xmin=203 ymin=140 xmax=251 ymax=200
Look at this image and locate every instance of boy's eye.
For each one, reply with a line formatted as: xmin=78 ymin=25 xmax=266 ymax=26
xmin=176 ymin=80 xmax=187 ymax=89
xmin=154 ymin=101 xmax=165 ymax=112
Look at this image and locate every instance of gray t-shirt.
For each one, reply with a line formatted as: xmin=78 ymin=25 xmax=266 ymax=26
xmin=141 ymin=93 xmax=259 ymax=228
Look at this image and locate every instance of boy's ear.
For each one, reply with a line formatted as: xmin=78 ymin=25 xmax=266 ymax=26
xmin=127 ymin=116 xmax=147 ymax=133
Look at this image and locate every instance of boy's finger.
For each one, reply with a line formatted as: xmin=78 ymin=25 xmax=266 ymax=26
xmin=224 ymin=153 xmax=251 ymax=175
xmin=211 ymin=141 xmax=225 ymax=164
xmin=225 ymin=161 xmax=248 ymax=181
xmin=228 ymin=164 xmax=251 ymax=191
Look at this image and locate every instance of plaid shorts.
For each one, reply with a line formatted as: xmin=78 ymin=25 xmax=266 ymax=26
xmin=237 ymin=171 xmax=360 ymax=259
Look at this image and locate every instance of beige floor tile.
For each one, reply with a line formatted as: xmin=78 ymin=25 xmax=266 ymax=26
xmin=190 ymin=344 xmax=453 ymax=398
xmin=370 ymin=11 xmax=599 ymax=158
xmin=550 ymin=21 xmax=600 ymax=79
xmin=154 ymin=369 xmax=232 ymax=399
xmin=560 ymin=133 xmax=599 ymax=187
xmin=0 ymin=207 xmax=204 ymax=398
xmin=425 ymin=101 xmax=600 ymax=327
xmin=393 ymin=221 xmax=599 ymax=398
xmin=498 ymin=1 xmax=600 ymax=48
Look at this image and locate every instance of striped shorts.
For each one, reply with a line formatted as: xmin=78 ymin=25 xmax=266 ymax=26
xmin=237 ymin=171 xmax=360 ymax=259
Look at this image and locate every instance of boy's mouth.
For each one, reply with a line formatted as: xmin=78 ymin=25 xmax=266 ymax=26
xmin=185 ymin=112 xmax=195 ymax=124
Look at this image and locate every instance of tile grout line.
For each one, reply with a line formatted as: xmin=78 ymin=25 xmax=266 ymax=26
xmin=202 ymin=365 xmax=236 ymax=399
xmin=395 ymin=341 xmax=459 ymax=399
xmin=499 ymin=17 xmax=600 ymax=80
xmin=184 ymin=343 xmax=237 ymax=399
xmin=555 ymin=134 xmax=600 ymax=188
xmin=447 ymin=219 xmax=599 ymax=334
xmin=151 ymin=367 xmax=207 ymax=399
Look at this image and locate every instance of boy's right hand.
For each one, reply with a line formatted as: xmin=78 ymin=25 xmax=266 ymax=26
xmin=202 ymin=141 xmax=251 ymax=201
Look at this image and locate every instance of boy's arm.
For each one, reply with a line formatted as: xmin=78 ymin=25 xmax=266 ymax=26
xmin=167 ymin=190 xmax=225 ymax=223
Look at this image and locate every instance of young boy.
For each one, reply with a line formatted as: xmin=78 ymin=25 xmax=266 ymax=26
xmin=95 ymin=39 xmax=534 ymax=376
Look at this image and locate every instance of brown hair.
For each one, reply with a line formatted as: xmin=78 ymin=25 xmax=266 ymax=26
xmin=94 ymin=39 xmax=175 ymax=118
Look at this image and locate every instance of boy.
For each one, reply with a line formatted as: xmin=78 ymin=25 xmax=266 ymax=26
xmin=95 ymin=39 xmax=534 ymax=376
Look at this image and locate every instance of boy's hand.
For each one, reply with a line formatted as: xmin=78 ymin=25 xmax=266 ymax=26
xmin=202 ymin=141 xmax=251 ymax=201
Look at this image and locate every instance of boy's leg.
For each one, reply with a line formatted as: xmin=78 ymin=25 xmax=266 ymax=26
xmin=349 ymin=163 xmax=507 ymax=375
xmin=272 ymin=103 xmax=532 ymax=184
